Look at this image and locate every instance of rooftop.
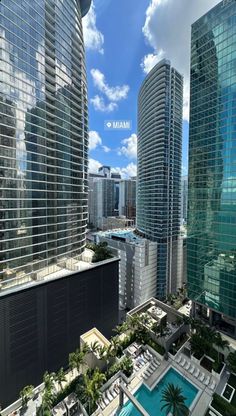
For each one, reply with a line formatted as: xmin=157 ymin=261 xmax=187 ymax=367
xmin=0 ymin=256 xmax=118 ymax=298
xmin=80 ymin=327 xmax=110 ymax=351
xmin=98 ymin=228 xmax=152 ymax=245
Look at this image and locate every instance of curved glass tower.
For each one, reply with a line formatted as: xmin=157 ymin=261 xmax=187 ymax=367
xmin=137 ymin=59 xmax=183 ymax=297
xmin=188 ymin=0 xmax=236 ymax=333
xmin=0 ymin=0 xmax=91 ymax=286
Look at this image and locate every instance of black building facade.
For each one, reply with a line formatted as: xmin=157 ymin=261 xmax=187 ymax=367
xmin=0 ymin=259 xmax=119 ymax=407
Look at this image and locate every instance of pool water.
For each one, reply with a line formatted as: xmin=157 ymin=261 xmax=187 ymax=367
xmin=118 ymin=368 xmax=198 ymax=416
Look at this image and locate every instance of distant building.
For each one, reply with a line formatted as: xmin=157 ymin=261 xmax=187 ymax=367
xmin=97 ymin=216 xmax=134 ymax=231
xmin=181 ymin=176 xmax=188 ymax=224
xmin=119 ymin=178 xmax=136 ymax=220
xmin=88 ymin=176 xmax=118 ymax=228
xmin=137 ymin=59 xmax=183 ymax=298
xmin=96 ymin=229 xmax=158 ymax=311
xmin=98 ymin=166 xmax=111 ymax=178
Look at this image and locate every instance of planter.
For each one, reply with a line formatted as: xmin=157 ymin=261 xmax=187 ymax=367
xmin=191 ymin=354 xmax=202 ymax=365
xmin=209 ymin=402 xmax=223 ymax=416
xmin=212 ymin=363 xmax=226 ymax=381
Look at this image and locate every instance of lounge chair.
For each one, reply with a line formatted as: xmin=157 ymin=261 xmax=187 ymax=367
xmin=134 ymin=363 xmax=139 ymax=371
xmin=140 ymin=354 xmax=148 ymax=363
xmin=194 ymin=368 xmax=200 ymax=378
xmin=144 ymin=351 xmax=149 ymax=359
xmin=189 ymin=365 xmax=195 ymax=374
xmin=143 ymin=372 xmax=149 ymax=380
xmin=180 ymin=358 xmax=186 ymax=367
xmin=209 ymin=380 xmax=216 ymax=390
xmin=176 ymin=355 xmax=181 ymax=364
xmin=146 ymin=351 xmax=153 ymax=359
xmin=106 ymin=390 xmax=114 ymax=402
xmin=204 ymin=376 xmax=210 ymax=386
xmin=103 ymin=394 xmax=109 ymax=406
xmin=199 ymin=373 xmax=205 ymax=383
xmin=100 ymin=400 xmax=106 ymax=410
xmin=185 ymin=361 xmax=190 ymax=370
xmin=154 ymin=358 xmax=160 ymax=366
xmin=146 ymin=368 xmax=153 ymax=376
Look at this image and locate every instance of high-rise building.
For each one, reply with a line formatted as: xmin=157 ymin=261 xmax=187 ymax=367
xmin=119 ymin=178 xmax=136 ymax=220
xmin=137 ymin=59 xmax=183 ymax=298
xmin=0 ymin=0 xmax=120 ymax=407
xmin=88 ymin=175 xmax=117 ymax=228
xmin=188 ymin=0 xmax=236 ymax=337
xmin=96 ymin=229 xmax=157 ymax=311
xmin=181 ymin=175 xmax=188 ymax=223
xmin=0 ymin=0 xmax=91 ymax=286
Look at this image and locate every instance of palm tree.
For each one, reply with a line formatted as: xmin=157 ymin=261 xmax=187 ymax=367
xmin=54 ymin=367 xmax=66 ymax=391
xmin=120 ymin=356 xmax=133 ymax=378
xmin=69 ymin=349 xmax=85 ymax=375
xmin=213 ymin=332 xmax=229 ymax=362
xmin=161 ymin=383 xmax=189 ymax=416
xmin=81 ymin=342 xmax=90 ymax=355
xmin=98 ymin=345 xmax=108 ymax=360
xmin=43 ymin=371 xmax=54 ymax=394
xmin=78 ymin=369 xmax=106 ymax=414
xmin=40 ymin=389 xmax=54 ymax=415
xmin=190 ymin=333 xmax=205 ymax=358
xmin=113 ymin=321 xmax=128 ymax=335
xmin=89 ymin=341 xmax=100 ymax=354
xmin=19 ymin=385 xmax=34 ymax=408
xmin=110 ymin=336 xmax=120 ymax=354
xmin=126 ymin=314 xmax=142 ymax=332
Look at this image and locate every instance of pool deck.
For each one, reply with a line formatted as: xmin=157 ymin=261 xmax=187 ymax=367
xmin=98 ymin=350 xmax=220 ymax=416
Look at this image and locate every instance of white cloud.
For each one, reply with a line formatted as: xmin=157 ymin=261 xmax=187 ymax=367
xmin=90 ymin=95 xmax=118 ymax=112
xmin=91 ymin=69 xmax=129 ymax=102
xmin=82 ymin=2 xmax=104 ymax=54
xmin=141 ymin=50 xmax=164 ymax=74
xmin=89 ymin=158 xmax=102 ymax=173
xmin=102 ymin=145 xmax=111 ymax=153
xmin=89 ymin=130 xmax=102 ymax=151
xmin=141 ymin=0 xmax=220 ymax=121
xmin=118 ymin=133 xmax=137 ymax=159
xmin=112 ymin=163 xmax=137 ymax=179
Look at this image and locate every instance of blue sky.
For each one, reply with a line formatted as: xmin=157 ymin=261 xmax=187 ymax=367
xmin=83 ymin=0 xmax=219 ymax=177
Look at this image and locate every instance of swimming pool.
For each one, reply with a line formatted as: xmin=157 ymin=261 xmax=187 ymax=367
xmin=118 ymin=368 xmax=199 ymax=416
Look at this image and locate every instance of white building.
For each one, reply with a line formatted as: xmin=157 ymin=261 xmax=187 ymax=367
xmin=95 ymin=229 xmax=157 ymax=311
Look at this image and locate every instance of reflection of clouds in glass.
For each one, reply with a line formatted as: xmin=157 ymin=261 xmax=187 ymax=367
xmin=36 ymin=42 xmax=45 ymax=99
xmin=55 ymin=60 xmax=72 ymax=91
xmin=0 ymin=29 xmax=37 ymax=174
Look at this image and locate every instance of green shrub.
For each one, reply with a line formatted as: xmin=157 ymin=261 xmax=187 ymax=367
xmin=52 ymin=374 xmax=84 ymax=406
xmin=146 ymin=339 xmax=165 ymax=356
xmin=211 ymin=393 xmax=236 ymax=416
xmin=86 ymin=242 xmax=113 ymax=263
xmin=212 ymin=360 xmax=223 ymax=374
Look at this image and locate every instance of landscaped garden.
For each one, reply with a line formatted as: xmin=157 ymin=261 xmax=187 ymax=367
xmin=205 ymin=354 xmax=236 ymax=415
xmin=16 ymin=310 xmax=236 ymax=416
xmin=17 ymin=312 xmax=171 ymax=415
xmin=189 ymin=320 xmax=229 ymax=375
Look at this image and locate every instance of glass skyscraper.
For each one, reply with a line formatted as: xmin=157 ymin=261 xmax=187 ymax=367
xmin=0 ymin=0 xmax=91 ymax=287
xmin=188 ymin=0 xmax=236 ymax=334
xmin=137 ymin=59 xmax=183 ymax=298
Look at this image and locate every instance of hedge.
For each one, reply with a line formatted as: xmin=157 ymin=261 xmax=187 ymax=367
xmin=211 ymin=393 xmax=236 ymax=416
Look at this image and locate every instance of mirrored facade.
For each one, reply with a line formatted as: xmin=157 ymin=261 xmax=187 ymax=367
xmin=0 ymin=0 xmax=90 ymax=287
xmin=188 ymin=0 xmax=236 ymax=325
xmin=137 ymin=60 xmax=183 ymax=298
